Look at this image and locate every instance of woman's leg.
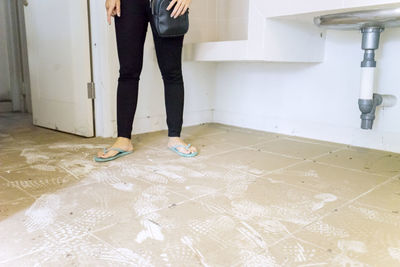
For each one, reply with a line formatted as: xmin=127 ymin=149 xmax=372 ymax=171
xmin=114 ymin=0 xmax=149 ymax=139
xmin=97 ymin=0 xmax=149 ymax=158
xmin=148 ymin=12 xmax=197 ymax=155
xmin=149 ymin=18 xmax=185 ymax=138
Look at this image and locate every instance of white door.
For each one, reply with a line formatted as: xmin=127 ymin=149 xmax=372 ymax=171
xmin=23 ymin=0 xmax=94 ymax=137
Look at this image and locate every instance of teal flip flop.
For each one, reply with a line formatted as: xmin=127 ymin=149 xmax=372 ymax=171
xmin=168 ymin=143 xmax=198 ymax=157
xmin=94 ymin=147 xmax=133 ymax=162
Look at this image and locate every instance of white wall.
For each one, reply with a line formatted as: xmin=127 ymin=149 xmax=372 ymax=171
xmin=0 ymin=0 xmax=11 ymax=101
xmin=213 ymin=28 xmax=400 ymax=153
xmin=186 ymin=0 xmax=249 ymax=43
xmin=216 ymin=0 xmax=249 ymax=41
xmin=91 ymin=1 xmax=400 ymax=153
xmin=91 ymin=0 xmax=216 ymax=137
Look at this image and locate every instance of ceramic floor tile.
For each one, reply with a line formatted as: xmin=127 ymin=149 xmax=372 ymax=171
xmin=234 ymin=237 xmax=335 ymax=267
xmin=178 ymin=135 xmax=243 ymax=157
xmin=205 ymin=147 xmax=302 ymax=177
xmin=1 ymin=112 xmax=400 ymax=266
xmin=0 ymin=197 xmax=35 ymax=221
xmin=45 ymin=170 xmax=189 ymax=232
xmin=293 ymin=202 xmax=400 ymax=267
xmin=93 ymin=199 xmax=278 ymax=267
xmin=264 ymin=161 xmax=389 ymax=202
xmin=353 ymin=176 xmax=400 ymax=212
xmin=181 ymin=122 xmax=232 ymax=137
xmin=183 ymin=122 xmax=281 ymax=139
xmin=0 ymin=132 xmax=15 ymax=151
xmin=130 ymin=129 xmax=192 ymax=151
xmin=202 ymin=130 xmax=279 ymax=148
xmin=130 ymin=160 xmax=257 ymax=199
xmin=0 ymin=166 xmax=79 ymax=197
xmin=284 ymin=135 xmax=348 ymax=149
xmin=105 ymin=145 xmax=192 ymax=167
xmin=1 ymin=234 xmax=136 ymax=267
xmin=251 ymin=138 xmax=340 ymax=160
xmin=316 ymin=147 xmax=400 ymax=177
xmin=194 ymin=177 xmax=346 ymax=240
xmin=0 ymin=177 xmax=33 ymax=203
xmin=0 ymin=144 xmax=74 ymax=172
xmin=0 ymin=150 xmax=30 ymax=171
xmin=0 ymin=201 xmax=88 ymax=262
xmin=8 ymin=127 xmax=78 ymax=147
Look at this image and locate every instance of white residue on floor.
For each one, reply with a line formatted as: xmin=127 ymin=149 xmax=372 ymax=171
xmin=136 ymin=219 xmax=164 ymax=243
xmin=112 ymin=182 xmax=134 ymax=192
xmin=24 ymin=194 xmax=60 ymax=232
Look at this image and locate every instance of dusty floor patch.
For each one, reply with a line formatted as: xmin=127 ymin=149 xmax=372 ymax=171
xmin=0 ymin=112 xmax=399 ymax=266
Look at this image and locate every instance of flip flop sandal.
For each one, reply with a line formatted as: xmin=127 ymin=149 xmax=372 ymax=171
xmin=168 ymin=143 xmax=198 ymax=157
xmin=94 ymin=147 xmax=133 ymax=162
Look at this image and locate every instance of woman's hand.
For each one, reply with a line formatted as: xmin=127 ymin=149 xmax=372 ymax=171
xmin=167 ymin=0 xmax=191 ymax=19
xmin=105 ymin=0 xmax=121 ymax=25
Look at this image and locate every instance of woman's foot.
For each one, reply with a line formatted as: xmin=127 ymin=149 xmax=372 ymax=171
xmin=167 ymin=137 xmax=197 ymax=155
xmin=97 ymin=137 xmax=134 ymax=159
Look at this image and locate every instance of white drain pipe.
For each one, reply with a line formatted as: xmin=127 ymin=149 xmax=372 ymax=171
xmin=358 ymin=27 xmax=397 ymax=129
xmin=314 ymin=8 xmax=400 ymax=130
xmin=360 ymin=67 xmax=375 ymax=100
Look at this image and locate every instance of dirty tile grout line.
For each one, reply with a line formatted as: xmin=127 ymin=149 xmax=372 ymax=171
xmin=0 ymin=198 xmax=108 ymax=265
xmin=312 ymin=160 xmax=394 ymax=178
xmin=2 ymin=125 xmax=398 ymax=264
xmin=231 ymin=171 xmax=399 ymax=265
xmin=353 ymin=199 xmax=400 ymax=214
xmin=187 ymin=128 xmax=398 ymax=178
xmin=0 ymin=149 xmax=360 ymax=255
xmin=174 ymin=147 xmax=350 ymax=255
xmin=142 ymin=129 xmax=280 ymax=153
xmin=239 ymin=139 xmax=392 ymax=178
xmin=0 ymin=179 xmax=143 ymax=265
xmin=184 ymin=146 xmax=360 ymax=260
xmin=39 ymin=130 xmax=400 ymax=181
xmin=0 ymin=220 xmax=109 ymax=265
xmin=1 ymin=136 xmax=383 ymax=214
xmin=264 ymin=172 xmax=400 ymax=252
xmin=126 ymin=146 xmax=350 ymax=217
xmin=0 ymin=164 xmax=83 ymax=200
xmin=206 ymin=146 xmax=348 ymax=180
xmin=0 ymin=174 xmax=38 ymax=200
xmin=0 ymin=246 xmax=45 ymax=265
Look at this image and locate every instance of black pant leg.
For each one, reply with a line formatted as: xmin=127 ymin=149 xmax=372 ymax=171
xmin=148 ymin=12 xmax=185 ymax=137
xmin=114 ymin=0 xmax=149 ymax=139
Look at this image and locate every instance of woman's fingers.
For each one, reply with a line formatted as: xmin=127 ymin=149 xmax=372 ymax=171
xmin=105 ymin=0 xmax=120 ymax=25
xmin=107 ymin=7 xmax=113 ymax=25
xmin=116 ymin=0 xmax=121 ymax=17
xmin=166 ymin=0 xmax=177 ymax=11
xmin=171 ymin=1 xmax=184 ymax=18
xmin=173 ymin=2 xmax=185 ymax=18
xmin=167 ymin=0 xmax=190 ymax=18
xmin=180 ymin=4 xmax=189 ymax=16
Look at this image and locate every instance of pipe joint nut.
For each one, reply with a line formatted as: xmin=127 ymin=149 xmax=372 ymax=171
xmin=358 ymin=99 xmax=373 ymax=114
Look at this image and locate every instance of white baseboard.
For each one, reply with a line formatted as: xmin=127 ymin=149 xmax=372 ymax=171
xmin=213 ymin=109 xmax=400 ymax=154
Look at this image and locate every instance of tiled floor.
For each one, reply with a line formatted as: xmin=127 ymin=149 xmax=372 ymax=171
xmin=1 ymin=112 xmax=400 ymax=266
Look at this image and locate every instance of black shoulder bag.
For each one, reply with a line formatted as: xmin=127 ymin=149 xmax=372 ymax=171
xmin=150 ymin=0 xmax=189 ymax=38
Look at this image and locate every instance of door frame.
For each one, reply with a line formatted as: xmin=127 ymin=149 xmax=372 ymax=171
xmin=6 ymin=0 xmax=31 ymax=113
xmin=86 ymin=0 xmax=97 ymax=137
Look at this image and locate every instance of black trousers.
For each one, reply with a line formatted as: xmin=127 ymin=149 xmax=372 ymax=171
xmin=114 ymin=0 xmax=185 ymax=139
